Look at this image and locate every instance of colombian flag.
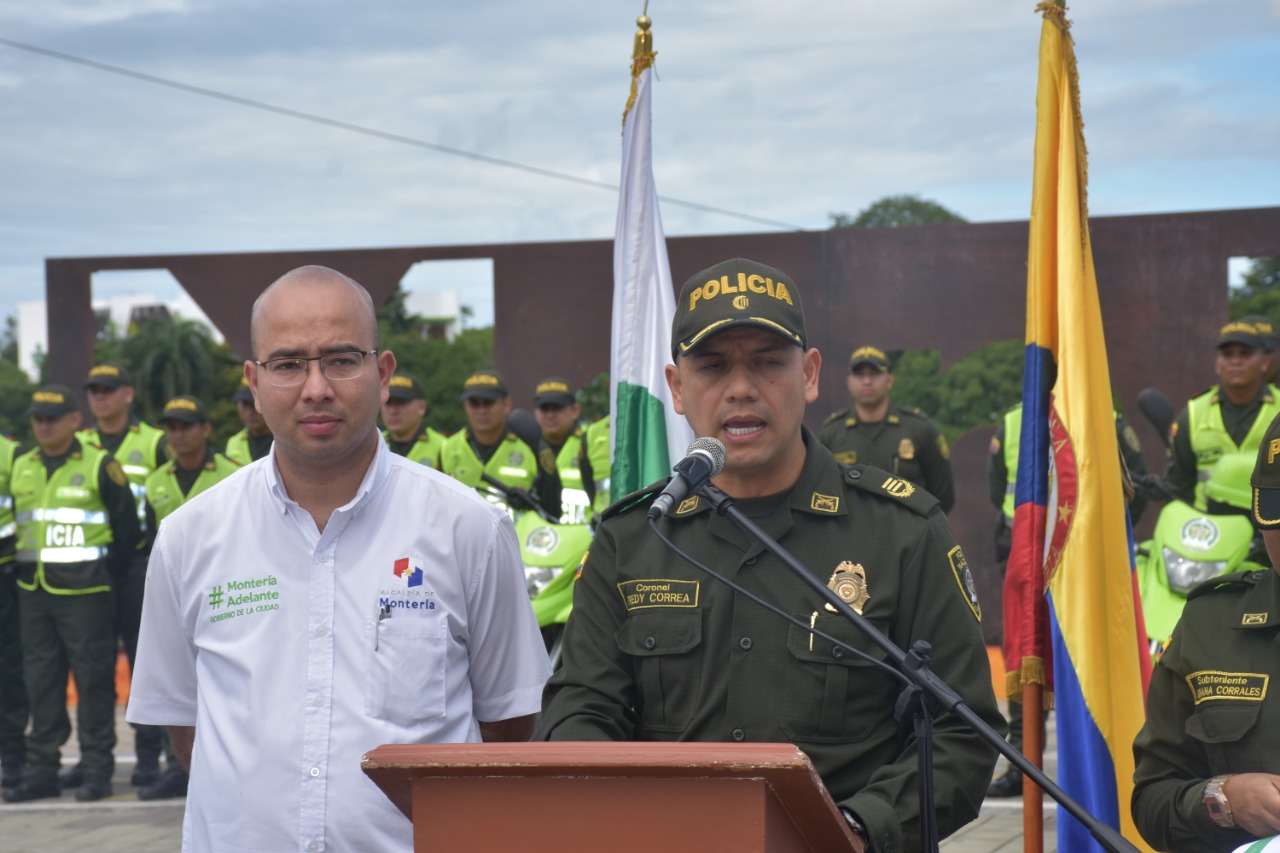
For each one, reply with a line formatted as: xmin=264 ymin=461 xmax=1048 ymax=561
xmin=1002 ymin=4 xmax=1153 ymax=850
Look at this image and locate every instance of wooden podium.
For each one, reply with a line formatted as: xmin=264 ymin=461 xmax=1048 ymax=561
xmin=362 ymin=742 xmax=859 ymax=853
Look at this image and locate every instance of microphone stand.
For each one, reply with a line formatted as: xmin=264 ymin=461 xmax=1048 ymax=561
xmin=693 ymin=483 xmax=1139 ymax=853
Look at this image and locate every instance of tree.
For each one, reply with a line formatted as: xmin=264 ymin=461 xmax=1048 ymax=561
xmin=1228 ymin=257 xmax=1280 ymax=321
xmin=577 ymin=372 xmax=610 ymax=422
xmin=121 ymin=317 xmax=223 ymax=421
xmin=829 ymin=194 xmax=967 ymax=229
xmin=889 ymin=340 xmax=1024 ymax=442
xmin=0 ymin=358 xmax=35 ymax=441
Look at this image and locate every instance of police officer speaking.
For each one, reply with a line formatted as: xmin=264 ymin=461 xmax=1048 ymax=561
xmin=538 ymin=258 xmax=1002 ymax=853
xmin=2 ymin=386 xmax=139 ymax=803
xmin=818 ymin=346 xmax=956 ymax=513
xmin=1131 ymin=410 xmax=1280 ymax=851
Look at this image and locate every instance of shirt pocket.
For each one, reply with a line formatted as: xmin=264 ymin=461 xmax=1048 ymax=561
xmin=1184 ymin=702 xmax=1264 ymax=776
xmin=615 ymin=611 xmax=703 ymax=733
xmin=779 ymin=614 xmax=893 ymax=743
xmin=365 ymin=612 xmax=447 ymax=727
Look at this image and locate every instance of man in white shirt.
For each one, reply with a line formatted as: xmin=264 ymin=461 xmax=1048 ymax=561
xmin=127 ymin=266 xmax=549 ymax=853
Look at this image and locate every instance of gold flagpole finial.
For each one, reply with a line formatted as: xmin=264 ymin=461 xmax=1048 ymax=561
xmin=623 ymin=9 xmax=658 ymax=126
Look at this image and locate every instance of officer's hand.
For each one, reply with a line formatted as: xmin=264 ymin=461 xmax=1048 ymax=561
xmin=1223 ymin=773 xmax=1280 ymax=837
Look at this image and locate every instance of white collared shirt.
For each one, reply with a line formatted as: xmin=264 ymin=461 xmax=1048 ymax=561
xmin=127 ymin=436 xmax=550 ymax=853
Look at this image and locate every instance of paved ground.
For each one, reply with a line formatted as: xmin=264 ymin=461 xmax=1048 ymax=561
xmin=1 ymin=702 xmax=1061 ymax=852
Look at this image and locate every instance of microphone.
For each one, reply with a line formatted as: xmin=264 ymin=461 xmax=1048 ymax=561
xmin=647 ymin=437 xmax=727 ymax=520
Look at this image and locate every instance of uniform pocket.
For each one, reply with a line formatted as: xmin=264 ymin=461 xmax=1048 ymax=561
xmin=779 ymin=614 xmax=893 ymax=742
xmin=615 ymin=611 xmax=703 ymax=732
xmin=365 ymin=612 xmax=447 ymax=727
xmin=1185 ymin=703 xmax=1263 ymax=776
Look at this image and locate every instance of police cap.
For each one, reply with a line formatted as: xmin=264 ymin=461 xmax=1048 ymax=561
xmin=232 ymin=376 xmax=254 ymax=404
xmin=84 ymin=362 xmax=131 ymax=390
xmin=160 ymin=396 xmax=209 ymax=425
xmin=533 ymin=377 xmax=576 ymax=407
xmin=387 ymin=373 xmax=425 ymax=402
xmin=461 ymin=369 xmax=507 ymax=401
xmin=1217 ymin=320 xmax=1266 ymax=351
xmin=29 ymin=385 xmax=78 ymax=418
xmin=849 ymin=345 xmax=891 ymax=372
xmin=671 ymin=258 xmax=806 ymax=359
xmin=1238 ymin=315 xmax=1277 ymax=352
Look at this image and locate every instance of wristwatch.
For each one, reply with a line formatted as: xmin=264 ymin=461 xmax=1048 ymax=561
xmin=1203 ymin=775 xmax=1235 ymax=829
xmin=839 ymin=807 xmax=871 ymax=847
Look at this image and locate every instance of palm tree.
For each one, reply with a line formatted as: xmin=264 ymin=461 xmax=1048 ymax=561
xmin=122 ymin=317 xmax=220 ymax=420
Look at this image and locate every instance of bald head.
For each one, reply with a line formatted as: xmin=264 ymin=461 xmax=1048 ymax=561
xmin=250 ymin=265 xmax=378 ymax=359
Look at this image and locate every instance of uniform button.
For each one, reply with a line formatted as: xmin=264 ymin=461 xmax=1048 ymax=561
xmin=832 ymin=646 xmax=846 ymax=659
xmin=848 ymin=469 xmax=862 ymax=480
xmin=643 ymin=636 xmax=657 ymax=650
xmin=731 ymin=728 xmax=746 ymax=741
xmin=738 ymin=637 xmax=753 ymax=651
xmin=309 ymin=767 xmax=321 ymax=778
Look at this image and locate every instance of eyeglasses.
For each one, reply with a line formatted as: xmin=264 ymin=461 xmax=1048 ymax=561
xmin=254 ymin=350 xmax=377 ymax=388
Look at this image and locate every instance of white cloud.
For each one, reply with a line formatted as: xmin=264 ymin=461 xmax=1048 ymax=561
xmin=0 ymin=0 xmax=190 ymax=26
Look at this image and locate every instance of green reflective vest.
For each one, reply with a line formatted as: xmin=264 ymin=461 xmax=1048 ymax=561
xmin=383 ymin=427 xmax=445 ymax=469
xmin=0 ymin=435 xmax=17 ymax=564
xmin=145 ymin=453 xmax=240 ymax=524
xmin=1186 ymin=387 xmax=1280 ymax=509
xmin=553 ymin=430 xmax=591 ymax=524
xmin=78 ymin=422 xmax=164 ymax=523
xmin=225 ymin=429 xmax=251 ymax=465
xmin=1001 ymin=407 xmax=1021 ymax=521
xmin=585 ymin=416 xmax=611 ymax=513
xmin=12 ymin=444 xmax=114 ymax=594
xmin=440 ymin=431 xmax=538 ymax=499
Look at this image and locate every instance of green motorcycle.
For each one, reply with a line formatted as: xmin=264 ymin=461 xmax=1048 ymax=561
xmin=1136 ymin=452 xmax=1265 ymax=659
xmin=477 ymin=473 xmax=591 ymax=663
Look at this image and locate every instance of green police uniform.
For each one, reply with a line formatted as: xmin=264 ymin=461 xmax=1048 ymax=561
xmin=585 ymin=415 xmax=611 ymax=514
xmin=819 ymin=403 xmax=955 ymax=513
xmin=77 ymin=420 xmax=165 ymax=522
xmin=383 ymin=426 xmax=445 ymax=468
xmin=440 ymin=429 xmax=542 ymax=497
xmin=6 ymin=387 xmax=140 ymax=798
xmin=1131 ymin=570 xmax=1280 ymax=852
xmin=539 ymin=258 xmax=1001 ymax=853
xmin=144 ymin=451 xmax=240 ymax=525
xmin=533 ymin=377 xmax=595 ymax=523
xmin=225 ymin=428 xmax=273 ymax=465
xmin=0 ymin=434 xmax=28 ymax=786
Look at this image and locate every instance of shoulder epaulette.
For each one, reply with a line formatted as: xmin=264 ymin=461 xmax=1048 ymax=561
xmin=822 ymin=408 xmax=850 ymax=426
xmin=1187 ymin=570 xmax=1266 ymax=601
xmin=842 ymin=464 xmax=939 ymax=517
xmin=600 ymin=478 xmax=669 ymax=521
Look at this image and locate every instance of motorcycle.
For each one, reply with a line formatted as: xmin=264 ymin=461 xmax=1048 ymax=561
xmin=1134 ymin=389 xmax=1266 ymax=659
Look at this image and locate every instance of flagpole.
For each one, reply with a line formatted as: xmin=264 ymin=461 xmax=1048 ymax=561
xmin=1022 ymin=683 xmax=1045 ymax=853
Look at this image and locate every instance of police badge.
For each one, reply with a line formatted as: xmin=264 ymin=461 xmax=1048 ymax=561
xmin=824 ymin=561 xmax=870 ymax=615
xmin=898 ymin=438 xmax=915 ymax=460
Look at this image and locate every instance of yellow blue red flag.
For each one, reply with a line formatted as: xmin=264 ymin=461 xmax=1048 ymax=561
xmin=1002 ymin=4 xmax=1154 ymax=850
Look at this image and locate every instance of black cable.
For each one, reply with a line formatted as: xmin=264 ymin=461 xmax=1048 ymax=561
xmin=646 ymin=515 xmax=909 ymax=687
xmin=0 ymin=36 xmax=807 ymax=232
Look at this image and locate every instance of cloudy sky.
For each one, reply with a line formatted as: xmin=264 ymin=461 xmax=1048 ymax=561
xmin=1 ymin=0 xmax=1277 ymax=327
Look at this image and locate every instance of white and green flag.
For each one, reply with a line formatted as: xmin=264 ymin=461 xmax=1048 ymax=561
xmin=610 ymin=16 xmax=691 ymax=498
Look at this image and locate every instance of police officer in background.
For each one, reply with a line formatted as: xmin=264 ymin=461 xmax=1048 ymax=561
xmin=2 ymin=386 xmax=139 ymax=803
xmin=224 ymin=377 xmax=273 ymax=465
xmin=381 ymin=373 xmax=444 ymax=468
xmin=1130 ymin=410 xmax=1280 ymax=851
xmin=532 ymin=377 xmax=595 ymax=523
xmin=584 ymin=415 xmax=611 ymax=514
xmin=0 ymin=432 xmax=27 ymax=792
xmin=539 ymin=259 xmax=1002 ymax=852
xmin=74 ymin=362 xmax=166 ymax=791
xmin=985 ymin=401 xmax=1148 ymax=798
xmin=818 ymin=346 xmax=955 ymax=513
xmin=1165 ymin=320 xmax=1280 ymax=510
xmin=134 ymin=396 xmax=240 ymax=800
xmin=440 ymin=369 xmax=561 ymax=518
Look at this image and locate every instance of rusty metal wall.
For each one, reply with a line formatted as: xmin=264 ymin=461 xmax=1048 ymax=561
xmin=44 ymin=206 xmax=1280 ymax=642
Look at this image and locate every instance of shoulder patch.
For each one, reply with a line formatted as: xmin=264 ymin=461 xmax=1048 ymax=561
xmin=538 ymin=447 xmax=557 ymax=475
xmin=1122 ymin=424 xmax=1141 ymax=453
xmin=104 ymin=459 xmax=128 ymax=487
xmin=1187 ymin=570 xmax=1265 ymax=601
xmin=600 ymin=479 xmax=667 ymax=521
xmin=843 ymin=465 xmax=939 ymax=516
